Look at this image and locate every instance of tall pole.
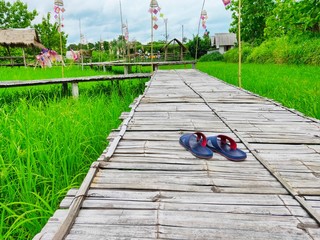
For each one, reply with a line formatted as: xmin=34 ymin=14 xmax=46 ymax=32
xmin=195 ymin=0 xmax=206 ymax=61
xmin=164 ymin=18 xmax=168 ymax=44
xmin=58 ymin=11 xmax=64 ymax=78
xmin=238 ymin=0 xmax=242 ymax=88
xmin=119 ymin=0 xmax=125 ymax=60
xmin=151 ymin=10 xmax=154 ymax=66
xmin=126 ymin=19 xmax=130 ymax=62
xmin=79 ymin=19 xmax=84 ymax=70
xmin=150 ymin=0 xmax=159 ymax=71
xmin=182 ymin=25 xmax=184 ymax=43
xmin=54 ymin=0 xmax=66 ymax=95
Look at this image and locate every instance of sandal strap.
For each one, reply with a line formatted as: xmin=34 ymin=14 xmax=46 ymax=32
xmin=194 ymin=132 xmax=207 ymax=147
xmin=217 ymin=135 xmax=237 ymax=150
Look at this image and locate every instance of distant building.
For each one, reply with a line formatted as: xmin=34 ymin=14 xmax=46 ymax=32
xmin=211 ymin=33 xmax=237 ymax=54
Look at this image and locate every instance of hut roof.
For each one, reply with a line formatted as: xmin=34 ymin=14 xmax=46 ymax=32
xmin=212 ymin=33 xmax=237 ymax=48
xmin=0 ymin=28 xmax=45 ymax=49
xmin=162 ymin=38 xmax=187 ymax=51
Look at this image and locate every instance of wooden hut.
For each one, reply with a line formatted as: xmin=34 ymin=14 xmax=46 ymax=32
xmin=210 ymin=33 xmax=237 ymax=54
xmin=0 ymin=28 xmax=45 ymax=66
xmin=162 ymin=38 xmax=187 ymax=61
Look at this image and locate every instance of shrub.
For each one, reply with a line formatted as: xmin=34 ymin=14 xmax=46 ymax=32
xmin=247 ymin=40 xmax=276 ymax=64
xmin=223 ymin=43 xmax=253 ymax=63
xmin=198 ymin=51 xmax=223 ymax=62
xmin=246 ymin=35 xmax=320 ymax=65
xmin=223 ymin=48 xmax=238 ymax=63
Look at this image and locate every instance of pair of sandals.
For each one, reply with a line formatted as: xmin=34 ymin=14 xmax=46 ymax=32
xmin=179 ymin=132 xmax=247 ymax=161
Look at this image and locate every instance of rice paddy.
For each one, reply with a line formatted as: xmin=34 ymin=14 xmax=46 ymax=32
xmin=0 ymin=61 xmax=318 ymax=239
xmin=0 ymin=66 xmax=147 ymax=239
xmin=197 ymin=62 xmax=320 ymax=120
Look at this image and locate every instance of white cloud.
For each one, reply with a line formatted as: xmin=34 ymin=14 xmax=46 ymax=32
xmin=8 ymin=0 xmax=232 ymax=45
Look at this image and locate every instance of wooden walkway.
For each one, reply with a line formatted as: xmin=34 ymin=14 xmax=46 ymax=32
xmin=0 ymin=73 xmax=151 ymax=97
xmin=82 ymin=60 xmax=196 ymax=74
xmin=35 ymin=69 xmax=320 ymax=240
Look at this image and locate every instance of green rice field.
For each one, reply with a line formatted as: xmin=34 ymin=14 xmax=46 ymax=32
xmin=0 ymin=62 xmax=319 ymax=239
xmin=197 ymin=62 xmax=320 ymax=120
xmin=0 ymin=66 xmax=147 ymax=239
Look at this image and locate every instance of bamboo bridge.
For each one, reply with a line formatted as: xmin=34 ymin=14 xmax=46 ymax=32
xmin=35 ymin=69 xmax=320 ymax=240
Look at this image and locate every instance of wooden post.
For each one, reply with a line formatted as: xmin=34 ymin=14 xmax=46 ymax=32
xmin=124 ymin=65 xmax=129 ymax=75
xmin=72 ymin=82 xmax=79 ymax=97
xmin=22 ymin=48 xmax=27 ymax=67
xmin=153 ymin=64 xmax=158 ymax=71
xmin=62 ymin=83 xmax=68 ymax=96
xmin=165 ymin=48 xmax=168 ymax=61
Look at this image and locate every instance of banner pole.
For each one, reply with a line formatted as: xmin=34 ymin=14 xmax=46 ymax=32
xmin=195 ymin=0 xmax=206 ymax=61
xmin=238 ymin=0 xmax=242 ymax=88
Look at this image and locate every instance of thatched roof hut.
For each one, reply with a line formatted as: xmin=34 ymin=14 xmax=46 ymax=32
xmin=0 ymin=28 xmax=46 ymax=66
xmin=162 ymin=38 xmax=187 ymax=61
xmin=0 ymin=28 xmax=45 ymax=49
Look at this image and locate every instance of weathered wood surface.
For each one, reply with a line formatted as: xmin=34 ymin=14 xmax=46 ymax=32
xmin=82 ymin=60 xmax=196 ymax=74
xmin=81 ymin=60 xmax=196 ymax=67
xmin=34 ymin=69 xmax=320 ymax=240
xmin=0 ymin=73 xmax=151 ymax=88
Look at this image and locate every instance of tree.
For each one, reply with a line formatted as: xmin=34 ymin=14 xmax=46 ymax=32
xmin=0 ymin=0 xmax=37 ymax=28
xmin=265 ymin=0 xmax=320 ymax=38
xmin=34 ymin=12 xmax=68 ymax=54
xmin=187 ymin=34 xmax=211 ymax=59
xmin=227 ymin=0 xmax=275 ymax=45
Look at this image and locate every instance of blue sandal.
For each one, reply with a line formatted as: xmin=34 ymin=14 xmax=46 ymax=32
xmin=206 ymin=135 xmax=247 ymax=161
xmin=179 ymin=132 xmax=213 ymax=159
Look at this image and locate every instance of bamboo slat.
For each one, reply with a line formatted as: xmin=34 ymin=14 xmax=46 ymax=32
xmin=34 ymin=69 xmax=320 ymax=240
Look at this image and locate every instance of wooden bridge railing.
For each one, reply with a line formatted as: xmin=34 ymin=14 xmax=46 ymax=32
xmin=82 ymin=60 xmax=196 ymax=74
xmin=0 ymin=73 xmax=152 ymax=97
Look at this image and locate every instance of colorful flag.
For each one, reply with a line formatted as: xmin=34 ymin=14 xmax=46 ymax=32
xmin=222 ymin=0 xmax=231 ymax=6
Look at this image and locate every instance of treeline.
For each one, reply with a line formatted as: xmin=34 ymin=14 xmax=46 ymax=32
xmin=200 ymin=0 xmax=320 ymax=65
xmin=228 ymin=0 xmax=319 ymax=45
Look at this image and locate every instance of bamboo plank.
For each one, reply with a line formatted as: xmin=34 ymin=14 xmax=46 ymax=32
xmin=33 ymin=210 xmax=68 ymax=240
xmin=74 ymin=209 xmax=157 ymax=225
xmin=52 ymin=162 xmax=100 ymax=240
xmin=69 ymin=199 xmax=308 ymax=217
xmin=158 ymin=225 xmax=311 ymax=240
xmin=35 ymin=69 xmax=320 ymax=239
xmin=76 ymin=189 xmax=295 ymax=205
xmin=66 ymin=225 xmax=156 ymax=239
xmin=135 ymin=103 xmax=211 ymax=112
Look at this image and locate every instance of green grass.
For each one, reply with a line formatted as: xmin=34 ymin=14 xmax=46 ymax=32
xmin=1 ymin=61 xmax=319 ymax=238
xmin=197 ymin=62 xmax=320 ymax=119
xmin=0 ymin=65 xmax=115 ymax=81
xmin=0 ymin=66 xmax=147 ymax=239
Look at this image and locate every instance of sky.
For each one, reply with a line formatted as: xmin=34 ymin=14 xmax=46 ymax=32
xmin=10 ymin=0 xmax=233 ymax=45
